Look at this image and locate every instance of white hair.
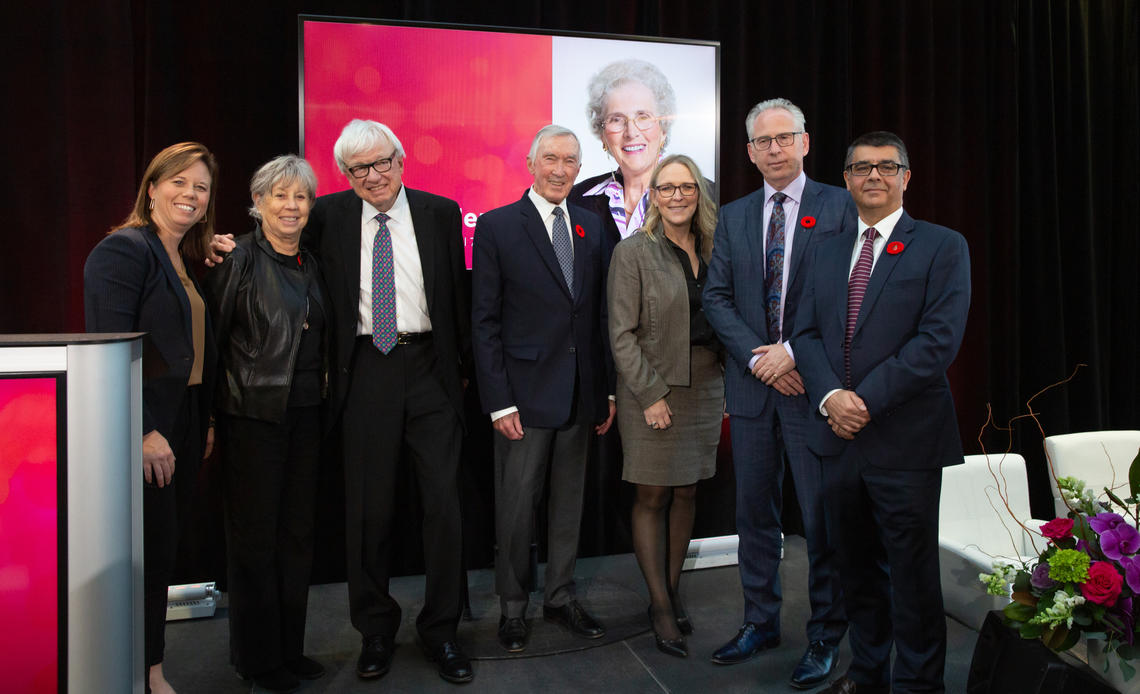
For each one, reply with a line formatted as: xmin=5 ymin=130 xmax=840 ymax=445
xmin=744 ymin=98 xmax=807 ymax=140
xmin=528 ymin=125 xmax=581 ymax=161
xmin=585 ymin=59 xmax=677 ymax=140
xmin=332 ymin=119 xmax=405 ymax=174
xmin=248 ymin=154 xmax=318 ymax=219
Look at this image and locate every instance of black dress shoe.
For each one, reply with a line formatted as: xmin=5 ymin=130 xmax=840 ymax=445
xmin=285 ymin=655 xmax=325 ymax=680
xmin=498 ymin=616 xmax=529 ymax=653
xmin=543 ymin=600 xmax=605 ymax=639
xmin=648 ymin=607 xmax=687 ymax=658
xmin=815 ymin=675 xmax=888 ymax=694
xmin=675 ymin=613 xmax=694 ymax=635
xmin=426 ymin=640 xmax=474 ymax=684
xmin=356 ymin=635 xmax=395 ymax=679
xmin=251 ymin=666 xmax=300 ymax=692
xmin=790 ymin=640 xmax=839 ymax=689
xmin=710 ymin=621 xmax=780 ymax=664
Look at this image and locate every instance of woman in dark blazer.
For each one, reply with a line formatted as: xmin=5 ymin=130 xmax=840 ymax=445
xmin=607 ymin=154 xmax=722 ymax=658
xmin=204 ymin=155 xmax=327 ymax=693
xmin=84 ymin=141 xmax=219 ymax=694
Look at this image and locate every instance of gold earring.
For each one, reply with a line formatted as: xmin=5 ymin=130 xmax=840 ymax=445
xmin=149 ymin=198 xmax=154 ymax=210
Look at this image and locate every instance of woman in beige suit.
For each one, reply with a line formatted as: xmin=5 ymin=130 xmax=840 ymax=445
xmin=607 ymin=154 xmax=722 ymax=658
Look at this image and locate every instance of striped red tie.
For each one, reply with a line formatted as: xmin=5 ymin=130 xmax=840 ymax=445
xmin=844 ymin=227 xmax=878 ymax=387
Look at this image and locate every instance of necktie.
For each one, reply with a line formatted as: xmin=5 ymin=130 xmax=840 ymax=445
xmin=551 ymin=207 xmax=574 ymax=298
xmin=845 ymin=227 xmax=878 ymax=387
xmin=764 ymin=192 xmax=787 ymax=342
xmin=371 ymin=212 xmax=398 ymax=354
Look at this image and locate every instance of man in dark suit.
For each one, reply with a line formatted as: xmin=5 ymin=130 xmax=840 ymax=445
xmin=303 ymin=119 xmax=474 ymax=684
xmin=471 ymin=124 xmax=616 ymax=653
xmin=793 ymin=131 xmax=971 ymax=694
xmin=703 ymin=98 xmax=849 ymax=689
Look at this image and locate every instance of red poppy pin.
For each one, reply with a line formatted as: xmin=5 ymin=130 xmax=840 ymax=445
xmin=800 ymin=216 xmax=816 ymax=228
xmin=575 ymin=224 xmax=585 ymax=238
xmin=887 ymin=241 xmax=905 ymax=255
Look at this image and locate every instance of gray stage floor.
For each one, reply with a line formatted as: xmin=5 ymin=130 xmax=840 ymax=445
xmin=164 ymin=536 xmax=976 ymax=693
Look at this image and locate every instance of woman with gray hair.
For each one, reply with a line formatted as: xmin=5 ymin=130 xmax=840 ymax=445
xmin=571 ymin=59 xmax=677 ymax=251
xmin=204 ymin=154 xmax=328 ymax=692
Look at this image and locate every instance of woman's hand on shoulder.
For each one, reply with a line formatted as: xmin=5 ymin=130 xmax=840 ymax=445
xmin=204 ymin=234 xmax=235 ymax=267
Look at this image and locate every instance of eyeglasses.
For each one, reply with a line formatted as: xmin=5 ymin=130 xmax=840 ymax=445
xmin=653 ymin=183 xmax=699 ymax=198
xmin=845 ymin=161 xmax=906 ymax=177
xmin=748 ymin=131 xmax=803 ymax=150
xmin=346 ymin=154 xmax=396 ymax=179
xmin=603 ymin=112 xmax=659 ymax=133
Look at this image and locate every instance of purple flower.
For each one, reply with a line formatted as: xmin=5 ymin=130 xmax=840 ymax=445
xmin=1030 ymin=562 xmax=1057 ymax=590
xmin=1100 ymin=523 xmax=1140 ymax=560
xmin=1089 ymin=512 xmax=1127 ymax=534
xmin=1119 ymin=555 xmax=1140 ymax=592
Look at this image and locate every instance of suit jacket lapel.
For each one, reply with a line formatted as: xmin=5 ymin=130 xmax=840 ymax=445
xmin=521 ymin=194 xmax=572 ymax=300
xmin=744 ymin=191 xmax=766 ymax=272
xmin=406 ymin=188 xmax=437 ymax=314
xmin=787 ymin=180 xmax=820 ymax=290
xmin=569 ymin=207 xmax=586 ymax=303
xmin=144 ymin=229 xmax=191 ymax=336
xmin=853 ymin=211 xmax=914 ymax=338
xmin=338 ymin=194 xmax=364 ymax=316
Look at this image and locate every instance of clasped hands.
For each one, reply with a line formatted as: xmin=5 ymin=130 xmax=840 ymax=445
xmin=824 ymin=390 xmax=870 ymax=440
xmin=750 ymin=344 xmax=804 ymax=396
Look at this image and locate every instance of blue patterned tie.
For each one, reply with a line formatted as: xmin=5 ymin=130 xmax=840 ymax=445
xmin=765 ymin=192 xmax=787 ymax=342
xmin=371 ymin=212 xmax=398 ymax=354
xmin=551 ymin=207 xmax=574 ymax=298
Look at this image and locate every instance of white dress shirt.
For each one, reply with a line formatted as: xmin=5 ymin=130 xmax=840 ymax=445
xmin=748 ymin=171 xmax=806 ymax=369
xmin=356 ymin=185 xmax=432 ymax=336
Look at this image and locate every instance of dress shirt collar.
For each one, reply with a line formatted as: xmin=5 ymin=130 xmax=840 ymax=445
xmin=856 ymin=205 xmax=904 ymax=241
xmin=527 ymin=186 xmax=570 ymax=223
xmin=360 ymin=184 xmax=411 ymax=228
xmin=763 ymin=170 xmax=807 ymax=206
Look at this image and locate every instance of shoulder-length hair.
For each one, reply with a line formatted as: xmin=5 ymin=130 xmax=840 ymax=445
xmin=640 ymin=154 xmax=717 ymax=260
xmin=114 ymin=141 xmax=219 ymax=261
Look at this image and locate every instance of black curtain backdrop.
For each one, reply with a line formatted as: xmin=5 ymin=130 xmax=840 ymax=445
xmin=3 ymin=0 xmax=1136 ymax=583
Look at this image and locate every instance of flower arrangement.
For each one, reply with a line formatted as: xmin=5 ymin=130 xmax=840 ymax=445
xmin=979 ymin=460 xmax=1140 ymax=681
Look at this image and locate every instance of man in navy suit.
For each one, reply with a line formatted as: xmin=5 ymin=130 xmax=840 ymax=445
xmin=703 ymin=98 xmax=849 ymax=689
xmin=471 ymin=124 xmax=616 ymax=654
xmin=793 ymin=131 xmax=971 ymax=694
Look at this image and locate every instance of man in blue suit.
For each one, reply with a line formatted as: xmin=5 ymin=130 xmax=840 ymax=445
xmin=471 ymin=124 xmax=616 ymax=654
xmin=704 ymin=98 xmax=849 ymax=689
xmin=794 ymin=131 xmax=970 ymax=694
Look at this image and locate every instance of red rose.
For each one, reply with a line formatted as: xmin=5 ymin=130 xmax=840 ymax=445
xmin=800 ymin=216 xmax=816 ymax=228
xmin=1040 ymin=517 xmax=1074 ymax=541
xmin=886 ymin=241 xmax=905 ymax=255
xmin=575 ymin=224 xmax=585 ymax=238
xmin=1081 ymin=561 xmax=1123 ymax=606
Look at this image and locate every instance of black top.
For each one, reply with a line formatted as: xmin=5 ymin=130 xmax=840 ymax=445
xmin=276 ymin=250 xmax=325 ymax=409
xmin=663 ymin=234 xmax=718 ymax=347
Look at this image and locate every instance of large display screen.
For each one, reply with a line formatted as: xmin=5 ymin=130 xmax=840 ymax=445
xmin=300 ymin=17 xmax=720 ymax=267
xmin=0 ymin=376 xmax=64 ymax=694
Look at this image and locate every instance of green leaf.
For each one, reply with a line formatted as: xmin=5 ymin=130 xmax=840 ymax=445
xmin=1055 ymin=627 xmax=1080 ymax=651
xmin=1106 ymin=486 xmax=1129 ymax=511
xmin=1116 ymin=643 xmax=1140 ymax=660
xmin=1085 ymin=630 xmax=1108 ymax=641
xmin=1129 ymin=445 xmax=1140 ymax=499
xmin=1122 ymin=658 xmax=1136 ymax=682
xmin=1013 ymin=571 xmax=1032 ymax=593
xmin=1004 ymin=602 xmax=1037 ymax=622
xmin=1020 ymin=623 xmax=1044 ymax=639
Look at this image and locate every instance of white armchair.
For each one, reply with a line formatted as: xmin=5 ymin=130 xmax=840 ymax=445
xmin=939 ymin=453 xmax=1046 ymax=629
xmin=1044 ymin=430 xmax=1140 ymax=517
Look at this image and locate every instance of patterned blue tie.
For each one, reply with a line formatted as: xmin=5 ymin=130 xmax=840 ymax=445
xmin=765 ymin=192 xmax=787 ymax=342
xmin=551 ymin=207 xmax=574 ymax=298
xmin=371 ymin=212 xmax=397 ymax=354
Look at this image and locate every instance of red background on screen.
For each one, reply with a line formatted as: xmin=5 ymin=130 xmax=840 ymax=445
xmin=304 ymin=23 xmax=554 ymax=267
xmin=0 ymin=378 xmax=59 ymax=694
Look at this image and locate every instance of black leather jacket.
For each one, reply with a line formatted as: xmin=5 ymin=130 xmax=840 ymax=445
xmin=204 ymin=227 xmax=326 ymax=423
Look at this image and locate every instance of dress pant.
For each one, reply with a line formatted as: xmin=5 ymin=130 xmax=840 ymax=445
xmin=824 ymin=445 xmax=946 ymax=694
xmin=342 ymin=337 xmax=464 ymax=647
xmin=221 ymin=406 xmax=320 ymax=676
xmin=494 ymin=377 xmax=591 ymax=618
xmin=731 ymin=393 xmax=846 ymax=642
xmin=144 ymin=386 xmax=202 ymax=668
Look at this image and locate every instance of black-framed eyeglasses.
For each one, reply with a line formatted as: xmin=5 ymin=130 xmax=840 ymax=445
xmin=347 ymin=155 xmax=396 ymax=179
xmin=845 ymin=161 xmax=906 ymax=177
xmin=603 ymin=112 xmax=659 ymax=133
xmin=748 ymin=131 xmax=803 ymax=150
xmin=653 ymin=183 xmax=699 ymax=198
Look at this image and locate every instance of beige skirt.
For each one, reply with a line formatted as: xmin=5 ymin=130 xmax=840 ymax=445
xmin=617 ymin=345 xmax=724 ymax=486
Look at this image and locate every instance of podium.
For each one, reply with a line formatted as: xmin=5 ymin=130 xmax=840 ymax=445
xmin=0 ymin=334 xmax=146 ymax=694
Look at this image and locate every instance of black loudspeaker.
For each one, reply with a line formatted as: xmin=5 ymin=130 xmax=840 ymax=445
xmin=967 ymin=612 xmax=1120 ymax=694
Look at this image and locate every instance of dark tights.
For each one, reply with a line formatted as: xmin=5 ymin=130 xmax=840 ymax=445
xmin=631 ymin=483 xmax=697 ymax=641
